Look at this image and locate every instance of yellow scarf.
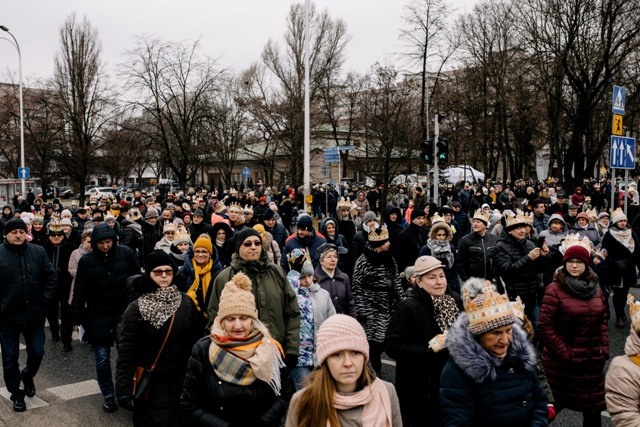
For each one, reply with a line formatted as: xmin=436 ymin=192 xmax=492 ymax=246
xmin=187 ymin=259 xmax=213 ymax=317
xmin=629 ymin=354 xmax=640 ymax=366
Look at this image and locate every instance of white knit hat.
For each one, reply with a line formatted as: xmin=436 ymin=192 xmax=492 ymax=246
xmin=316 ymin=314 xmax=369 ymax=365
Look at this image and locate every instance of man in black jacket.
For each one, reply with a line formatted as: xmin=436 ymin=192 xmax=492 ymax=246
xmin=0 ymin=219 xmax=56 ymax=412
xmin=72 ymin=223 xmax=139 ymax=413
xmin=458 ymin=209 xmax=499 ymax=282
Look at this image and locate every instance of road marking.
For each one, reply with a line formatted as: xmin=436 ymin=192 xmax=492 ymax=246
xmin=48 ymin=380 xmax=100 ymax=400
xmin=0 ymin=387 xmax=49 ymax=409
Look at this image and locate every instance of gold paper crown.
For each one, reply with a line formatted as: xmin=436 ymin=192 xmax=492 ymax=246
xmin=51 ymin=212 xmax=61 ymax=220
xmin=48 ymin=219 xmax=64 ymax=234
xmin=337 ymin=197 xmax=352 ymax=209
xmin=472 ymin=208 xmax=490 ymax=224
xmin=173 ymin=226 xmax=192 ymax=244
xmin=504 ymin=210 xmax=533 ymax=229
xmin=585 ymin=208 xmax=597 ymax=220
xmin=594 ymin=248 xmax=608 ymax=260
xmin=228 ymin=202 xmax=242 ymax=213
xmin=33 ymin=213 xmax=45 ymax=224
xmin=463 ymin=278 xmax=515 ymax=335
xmin=242 ymin=204 xmax=254 ymax=214
xmin=430 ymin=212 xmax=445 ymax=224
xmin=368 ymin=224 xmax=389 ymax=242
xmin=215 ymin=201 xmax=227 ymax=214
xmin=562 ymin=233 xmax=593 ymax=254
xmin=628 ymin=294 xmax=640 ymax=330
xmin=511 ymin=296 xmax=525 ymax=322
xmin=163 ymin=221 xmax=176 ymax=233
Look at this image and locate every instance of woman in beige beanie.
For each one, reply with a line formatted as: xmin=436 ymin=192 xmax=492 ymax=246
xmin=285 ymin=314 xmax=402 ymax=427
xmin=181 ymin=272 xmax=294 ymax=426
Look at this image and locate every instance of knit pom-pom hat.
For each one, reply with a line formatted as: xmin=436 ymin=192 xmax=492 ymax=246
xmin=217 ymin=272 xmax=258 ymax=320
xmin=316 ymin=314 xmax=369 ymax=365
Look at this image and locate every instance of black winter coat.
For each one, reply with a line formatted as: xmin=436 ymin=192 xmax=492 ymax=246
xmin=0 ymin=241 xmax=56 ymax=326
xmin=180 ymin=336 xmax=294 ymax=426
xmin=395 ymin=223 xmax=429 ymax=272
xmin=116 ymin=291 xmax=201 ymax=427
xmin=43 ymin=240 xmax=75 ymax=299
xmin=314 ymin=265 xmax=356 ymax=317
xmin=457 ymin=231 xmax=499 ymax=281
xmin=72 ymin=226 xmax=139 ymax=346
xmin=494 ymin=231 xmax=546 ymax=297
xmin=385 ymin=286 xmax=463 ymax=426
xmin=601 ymin=228 xmax=640 ymax=288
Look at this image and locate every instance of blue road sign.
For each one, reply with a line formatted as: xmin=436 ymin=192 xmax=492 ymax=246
xmin=324 ymin=153 xmax=340 ymax=163
xmin=610 ymin=136 xmax=636 ymax=169
xmin=324 ymin=146 xmax=339 ymax=153
xmin=18 ymin=167 xmax=30 ymax=179
xmin=613 ymin=85 xmax=626 ymax=115
xmin=339 ymin=145 xmax=354 ymax=151
xmin=241 ymin=167 xmax=251 ymax=178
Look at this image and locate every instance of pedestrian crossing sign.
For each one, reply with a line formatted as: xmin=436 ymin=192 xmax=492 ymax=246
xmin=612 ymin=114 xmax=623 ymax=136
xmin=613 ymin=85 xmax=626 ymax=115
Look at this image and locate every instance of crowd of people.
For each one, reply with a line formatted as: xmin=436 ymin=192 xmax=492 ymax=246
xmin=0 ymin=177 xmax=639 ymax=426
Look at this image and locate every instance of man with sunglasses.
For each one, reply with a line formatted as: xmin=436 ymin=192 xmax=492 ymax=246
xmin=0 ymin=219 xmax=56 ymax=412
xmin=207 ymin=227 xmax=301 ymax=374
xmin=72 ymin=223 xmax=139 ymax=413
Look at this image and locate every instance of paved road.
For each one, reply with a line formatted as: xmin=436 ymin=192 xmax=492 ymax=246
xmin=1 ymin=289 xmax=638 ymax=426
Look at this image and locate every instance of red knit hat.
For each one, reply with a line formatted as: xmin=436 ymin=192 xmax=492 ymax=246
xmin=563 ymin=245 xmax=590 ymax=265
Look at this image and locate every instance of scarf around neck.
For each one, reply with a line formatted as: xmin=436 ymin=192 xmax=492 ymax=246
xmin=426 ymin=238 xmax=455 ymax=269
xmin=609 ymin=227 xmax=635 ymax=253
xmin=332 ymin=377 xmax=392 ymax=427
xmin=209 ymin=319 xmax=285 ymax=395
xmin=561 ymin=275 xmax=598 ymax=299
xmin=187 ymin=259 xmax=213 ymax=317
xmin=432 ymin=293 xmax=460 ymax=332
xmin=138 ymin=285 xmax=182 ymax=329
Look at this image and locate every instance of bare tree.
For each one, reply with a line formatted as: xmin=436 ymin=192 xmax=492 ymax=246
xmin=244 ymin=2 xmax=349 ymax=188
xmin=121 ymin=36 xmax=223 ymax=186
xmin=52 ymin=13 xmax=112 ymax=196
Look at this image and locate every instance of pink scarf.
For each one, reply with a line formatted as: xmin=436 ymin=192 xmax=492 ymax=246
xmin=331 ymin=378 xmax=392 ymax=427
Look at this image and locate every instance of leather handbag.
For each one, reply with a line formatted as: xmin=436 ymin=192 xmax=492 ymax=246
xmin=131 ymin=314 xmax=175 ymax=401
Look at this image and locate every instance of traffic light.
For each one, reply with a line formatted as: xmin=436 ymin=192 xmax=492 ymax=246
xmin=437 ymin=138 xmax=449 ymax=165
xmin=420 ymin=139 xmax=434 ymax=164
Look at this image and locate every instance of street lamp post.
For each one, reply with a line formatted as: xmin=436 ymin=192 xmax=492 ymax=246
xmin=0 ymin=25 xmax=26 ymax=196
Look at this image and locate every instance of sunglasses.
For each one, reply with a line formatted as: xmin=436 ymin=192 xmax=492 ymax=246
xmin=164 ymin=231 xmax=175 ymax=235
xmin=243 ymin=240 xmax=261 ymax=247
xmin=151 ymin=268 xmax=174 ymax=277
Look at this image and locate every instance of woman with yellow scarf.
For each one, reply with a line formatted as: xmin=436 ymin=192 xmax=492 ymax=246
xmin=179 ymin=235 xmax=223 ymax=331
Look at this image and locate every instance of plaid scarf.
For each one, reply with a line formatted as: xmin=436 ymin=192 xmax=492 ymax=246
xmin=209 ymin=319 xmax=285 ymax=395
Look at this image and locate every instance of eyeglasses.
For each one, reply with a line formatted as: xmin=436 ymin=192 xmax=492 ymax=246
xmin=566 ymin=260 xmax=584 ymax=266
xmin=151 ymin=268 xmax=174 ymax=277
xmin=243 ymin=240 xmax=261 ymax=247
xmin=194 ymin=250 xmax=210 ymax=255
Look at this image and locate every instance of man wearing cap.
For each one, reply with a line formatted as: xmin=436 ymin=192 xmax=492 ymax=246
xmin=281 ymin=214 xmax=327 ymax=273
xmin=548 ymin=190 xmax=569 ymax=216
xmin=188 ymin=208 xmax=212 ymax=240
xmin=207 ymin=227 xmax=300 ymax=372
xmin=0 ymin=219 xmax=56 ymax=411
xmin=458 ymin=209 xmax=499 ymax=282
xmin=72 ymin=223 xmax=139 ymax=413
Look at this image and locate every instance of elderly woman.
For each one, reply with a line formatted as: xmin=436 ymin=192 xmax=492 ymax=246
xmin=539 ymin=237 xmax=608 ymax=426
xmin=116 ymin=250 xmax=200 ymax=426
xmin=601 ymin=208 xmax=640 ymax=328
xmin=385 ymin=255 xmax=463 ymax=426
xmin=314 ymin=242 xmax=356 ymax=317
xmin=440 ymin=278 xmax=548 ymax=426
xmin=181 ymin=272 xmax=294 ymax=426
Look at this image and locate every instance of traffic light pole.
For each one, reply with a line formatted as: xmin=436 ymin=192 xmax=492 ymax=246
xmin=434 ymin=114 xmax=440 ymax=206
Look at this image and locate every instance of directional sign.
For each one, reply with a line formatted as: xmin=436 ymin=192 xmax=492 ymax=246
xmin=241 ymin=167 xmax=251 ymax=179
xmin=324 ymin=153 xmax=340 ymax=163
xmin=610 ymin=136 xmax=636 ymax=169
xmin=613 ymin=85 xmax=626 ymax=115
xmin=612 ymin=114 xmax=623 ymax=136
xmin=18 ymin=167 xmax=30 ymax=179
xmin=339 ymin=145 xmax=354 ymax=151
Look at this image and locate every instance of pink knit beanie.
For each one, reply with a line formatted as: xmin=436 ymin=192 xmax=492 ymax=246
xmin=316 ymin=314 xmax=369 ymax=365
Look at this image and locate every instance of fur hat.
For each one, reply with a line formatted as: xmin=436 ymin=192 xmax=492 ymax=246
xmin=297 ymin=215 xmax=314 ymax=232
xmin=4 ymin=218 xmax=28 ymax=235
xmin=611 ymin=208 xmax=627 ymax=225
xmin=217 ymin=272 xmax=258 ymax=320
xmin=412 ymin=255 xmax=444 ymax=277
xmin=462 ymin=278 xmax=516 ymax=336
xmin=193 ymin=235 xmax=213 ymax=254
xmin=316 ymin=314 xmax=369 ymax=366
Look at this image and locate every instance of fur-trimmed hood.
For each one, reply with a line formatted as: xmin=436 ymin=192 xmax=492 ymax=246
xmin=446 ymin=312 xmax=537 ymax=384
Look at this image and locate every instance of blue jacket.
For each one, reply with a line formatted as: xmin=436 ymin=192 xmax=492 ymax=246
xmin=440 ymin=315 xmax=548 ymax=426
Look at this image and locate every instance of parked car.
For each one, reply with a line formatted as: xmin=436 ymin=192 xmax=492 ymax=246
xmin=84 ymin=186 xmax=117 ymax=200
xmin=56 ymin=187 xmax=74 ymax=199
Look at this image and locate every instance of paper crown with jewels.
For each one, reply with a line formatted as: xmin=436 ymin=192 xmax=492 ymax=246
xmin=215 ymin=200 xmax=227 ymax=214
xmin=242 ymin=204 xmax=254 ymax=214
xmin=173 ymin=226 xmax=192 ymax=245
xmin=368 ymin=224 xmax=389 ymax=242
xmin=163 ymin=221 xmax=176 ymax=233
xmin=504 ymin=210 xmax=533 ymax=229
xmin=585 ymin=208 xmax=598 ymax=220
xmin=227 ymin=202 xmax=242 ymax=214
xmin=47 ymin=219 xmax=64 ymax=235
xmin=337 ymin=197 xmax=352 ymax=209
xmin=462 ymin=278 xmax=516 ymax=336
xmin=33 ymin=213 xmax=45 ymax=224
xmin=627 ymin=294 xmax=640 ymax=330
xmin=472 ymin=208 xmax=490 ymax=225
xmin=430 ymin=212 xmax=445 ymax=225
xmin=559 ymin=233 xmax=594 ymax=255
xmin=510 ymin=296 xmax=525 ymax=322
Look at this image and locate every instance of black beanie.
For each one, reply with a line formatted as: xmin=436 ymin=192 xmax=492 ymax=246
xmin=410 ymin=207 xmax=425 ymax=222
xmin=263 ymin=209 xmax=276 ymax=221
xmin=144 ymin=250 xmax=177 ymax=276
xmin=235 ymin=228 xmax=262 ymax=253
xmin=4 ymin=218 xmax=28 ymax=235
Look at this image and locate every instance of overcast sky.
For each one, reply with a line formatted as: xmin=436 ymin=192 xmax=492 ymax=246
xmin=1 ymin=0 xmax=478 ymax=83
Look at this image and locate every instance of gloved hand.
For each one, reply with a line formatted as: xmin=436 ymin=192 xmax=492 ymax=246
xmin=547 ymin=404 xmax=556 ymax=422
xmin=428 ymin=333 xmax=447 ymax=353
xmin=118 ymin=395 xmax=134 ymax=411
xmin=285 ymin=354 xmax=298 ymax=372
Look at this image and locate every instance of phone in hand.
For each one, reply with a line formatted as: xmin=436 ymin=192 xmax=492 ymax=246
xmin=536 ymin=236 xmax=545 ymax=248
